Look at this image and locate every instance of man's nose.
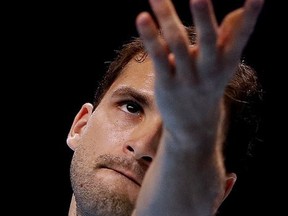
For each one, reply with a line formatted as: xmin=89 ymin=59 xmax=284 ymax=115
xmin=123 ymin=119 xmax=162 ymax=165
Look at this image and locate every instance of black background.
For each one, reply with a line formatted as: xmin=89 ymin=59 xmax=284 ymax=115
xmin=7 ymin=0 xmax=285 ymax=215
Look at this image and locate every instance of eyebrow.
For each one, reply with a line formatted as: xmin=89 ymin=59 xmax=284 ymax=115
xmin=111 ymin=86 xmax=153 ymax=107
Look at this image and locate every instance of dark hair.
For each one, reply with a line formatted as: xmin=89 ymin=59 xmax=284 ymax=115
xmin=223 ymin=63 xmax=264 ymax=173
xmin=92 ymin=26 xmax=263 ymax=174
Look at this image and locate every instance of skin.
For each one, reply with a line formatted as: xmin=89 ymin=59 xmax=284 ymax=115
xmin=133 ymin=0 xmax=263 ymax=215
xmin=67 ymin=0 xmax=264 ymax=215
xmin=68 ymin=57 xmax=234 ymax=216
xmin=68 ymin=58 xmax=162 ymax=215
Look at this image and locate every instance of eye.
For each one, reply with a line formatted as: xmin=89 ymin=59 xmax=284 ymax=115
xmin=120 ymin=101 xmax=143 ymax=115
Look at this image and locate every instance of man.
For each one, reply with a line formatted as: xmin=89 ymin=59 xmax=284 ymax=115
xmin=66 ymin=0 xmax=264 ymax=215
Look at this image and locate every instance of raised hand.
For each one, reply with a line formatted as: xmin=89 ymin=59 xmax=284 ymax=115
xmin=136 ymin=0 xmax=264 ymax=139
xmin=134 ymin=1 xmax=264 ymax=215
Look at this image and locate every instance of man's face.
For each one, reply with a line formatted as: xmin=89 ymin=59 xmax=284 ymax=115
xmin=70 ymin=57 xmax=162 ymax=215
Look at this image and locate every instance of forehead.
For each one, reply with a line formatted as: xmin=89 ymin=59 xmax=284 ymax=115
xmin=109 ymin=58 xmax=155 ymax=94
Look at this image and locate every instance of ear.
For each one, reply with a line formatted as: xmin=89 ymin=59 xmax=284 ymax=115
xmin=222 ymin=172 xmax=237 ymax=201
xmin=66 ymin=103 xmax=94 ymax=150
xmin=213 ymin=172 xmax=237 ymax=213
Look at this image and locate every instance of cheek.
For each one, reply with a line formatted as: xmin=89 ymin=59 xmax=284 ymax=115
xmin=82 ymin=114 xmax=131 ymax=154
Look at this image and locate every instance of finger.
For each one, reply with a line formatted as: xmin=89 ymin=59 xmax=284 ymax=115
xmin=148 ymin=0 xmax=194 ymax=80
xmin=148 ymin=0 xmax=190 ymax=55
xmin=136 ymin=12 xmax=172 ymax=82
xmin=233 ymin=0 xmax=264 ymax=54
xmin=190 ymin=0 xmax=218 ymax=58
xmin=218 ymin=0 xmax=264 ymax=60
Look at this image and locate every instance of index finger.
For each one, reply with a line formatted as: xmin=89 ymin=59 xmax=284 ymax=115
xmin=145 ymin=0 xmax=197 ymax=80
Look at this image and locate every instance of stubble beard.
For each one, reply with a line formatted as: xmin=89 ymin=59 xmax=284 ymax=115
xmin=70 ymin=154 xmax=144 ymax=216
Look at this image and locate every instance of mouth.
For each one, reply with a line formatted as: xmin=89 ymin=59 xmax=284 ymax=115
xmin=100 ymin=166 xmax=142 ymax=187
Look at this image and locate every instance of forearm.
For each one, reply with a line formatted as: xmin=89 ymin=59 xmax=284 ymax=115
xmin=134 ymin=120 xmax=226 ymax=216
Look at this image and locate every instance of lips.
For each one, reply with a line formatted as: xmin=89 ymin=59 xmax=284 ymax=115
xmin=95 ymin=155 xmax=146 ymax=187
xmin=111 ymin=167 xmax=142 ymax=186
xmin=100 ymin=165 xmax=143 ymax=187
